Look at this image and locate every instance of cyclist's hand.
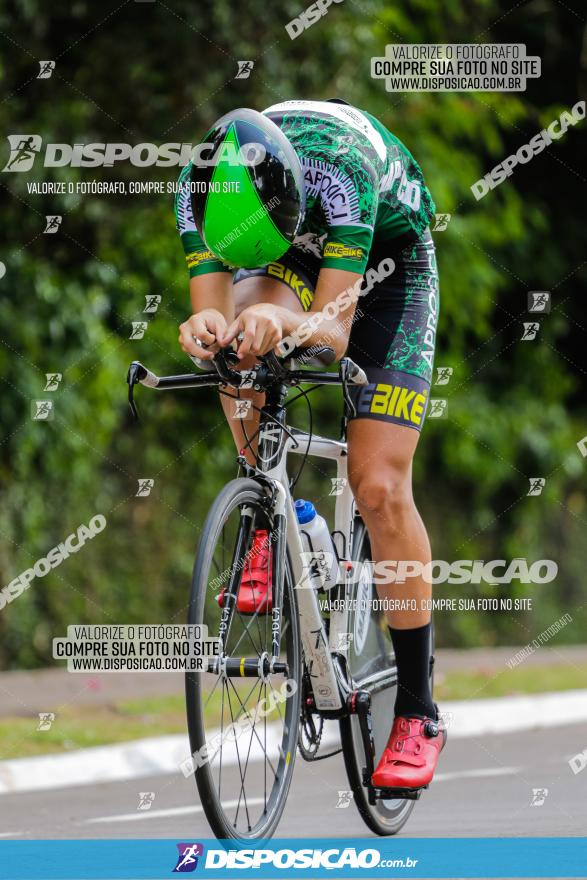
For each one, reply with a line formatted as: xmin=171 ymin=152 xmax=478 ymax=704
xmin=221 ymin=304 xmax=286 ymax=359
xmin=178 ymin=310 xmax=227 ymax=360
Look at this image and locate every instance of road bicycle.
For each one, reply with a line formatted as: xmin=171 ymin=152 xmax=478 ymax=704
xmin=127 ymin=345 xmax=435 ymax=840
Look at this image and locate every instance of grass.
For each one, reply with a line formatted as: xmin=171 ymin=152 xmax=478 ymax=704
xmin=0 ymin=694 xmax=187 ymax=761
xmin=434 ymin=661 xmax=587 ymax=701
xmin=1 ymin=662 xmax=586 ymax=760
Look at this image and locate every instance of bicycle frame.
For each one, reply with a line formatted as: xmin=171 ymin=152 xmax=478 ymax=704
xmin=126 ymin=354 xmax=391 ymax=714
xmin=253 ymin=383 xmax=356 ymax=713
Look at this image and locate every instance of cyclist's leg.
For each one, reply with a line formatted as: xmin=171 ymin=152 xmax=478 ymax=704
xmin=221 ymin=252 xmax=318 ymax=461
xmin=346 ymin=230 xmax=440 ymax=723
xmin=215 ymin=252 xmax=318 ymax=611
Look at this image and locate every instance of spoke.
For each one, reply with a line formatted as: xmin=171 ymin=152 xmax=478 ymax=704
xmin=267 ymin=678 xmax=286 ymax=723
xmin=226 ymin=677 xmax=279 ymax=780
xmin=263 ymin=679 xmax=267 ymax=812
xmin=231 ymin=610 xmax=265 ymax=656
xmin=203 ymin=671 xmax=222 ymax=713
xmin=234 ymin=679 xmax=266 ymax=826
xmin=218 ymin=681 xmax=225 ymax=799
xmin=207 ymin=677 xmax=261 ymax=768
xmin=195 ymin=497 xmax=297 ymax=834
xmin=224 ymin=678 xmax=252 ymax=830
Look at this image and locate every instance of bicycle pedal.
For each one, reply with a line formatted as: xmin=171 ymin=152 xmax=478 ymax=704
xmin=373 ymin=784 xmax=427 ymax=801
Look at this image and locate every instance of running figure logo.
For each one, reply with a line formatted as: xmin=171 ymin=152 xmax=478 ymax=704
xmin=235 ymin=61 xmax=254 ymax=79
xmin=432 ymin=213 xmax=451 ymax=232
xmin=144 ymin=294 xmax=161 ymax=313
xmin=335 ymin=790 xmax=354 ymax=809
xmin=32 ymin=400 xmax=54 ymax=420
xmin=137 ymin=791 xmax=155 ymax=811
xmin=37 ymin=61 xmax=56 ymax=79
xmin=44 ymin=373 xmax=62 ymax=391
xmin=434 ymin=367 xmax=453 ymax=386
xmin=528 ymin=291 xmax=551 ymax=314
xmin=521 ymin=322 xmax=540 ymax=341
xmin=530 ymin=788 xmax=549 ymax=806
xmin=44 ymin=216 xmax=62 ymax=234
xmin=428 ymin=398 xmax=448 ymax=419
xmin=527 ymin=477 xmax=545 ymax=496
xmin=329 ymin=477 xmax=347 ymax=496
xmin=3 ymin=135 xmax=42 ymax=172
xmin=173 ymin=843 xmax=204 ymax=872
xmin=130 ymin=321 xmax=148 ymax=340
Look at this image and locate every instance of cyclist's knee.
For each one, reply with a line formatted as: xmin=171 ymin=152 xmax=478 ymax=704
xmin=351 ymin=468 xmax=413 ymax=527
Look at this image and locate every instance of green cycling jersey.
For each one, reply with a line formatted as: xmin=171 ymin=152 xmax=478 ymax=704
xmin=175 ymin=99 xmax=435 ymax=277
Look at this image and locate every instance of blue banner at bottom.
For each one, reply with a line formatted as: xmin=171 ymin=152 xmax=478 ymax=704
xmin=0 ymin=838 xmax=586 ymax=879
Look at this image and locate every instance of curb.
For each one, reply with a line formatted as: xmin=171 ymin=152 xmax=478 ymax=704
xmin=1 ymin=689 xmax=586 ymax=796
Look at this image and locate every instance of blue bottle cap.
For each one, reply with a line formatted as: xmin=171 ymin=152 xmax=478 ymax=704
xmin=294 ymin=499 xmax=316 ymax=524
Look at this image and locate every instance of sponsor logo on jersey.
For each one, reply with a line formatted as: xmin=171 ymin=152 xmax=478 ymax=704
xmin=379 ymin=159 xmax=422 ymax=210
xmin=323 ymin=242 xmax=363 ymax=261
xmin=186 ymin=250 xmax=217 ymax=269
xmin=267 ymin=263 xmax=313 ymax=310
xmin=302 ymin=158 xmax=360 ymax=224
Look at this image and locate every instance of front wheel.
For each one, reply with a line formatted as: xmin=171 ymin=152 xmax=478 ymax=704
xmin=185 ymin=478 xmax=301 ymax=840
xmin=339 ymin=520 xmax=434 ymax=835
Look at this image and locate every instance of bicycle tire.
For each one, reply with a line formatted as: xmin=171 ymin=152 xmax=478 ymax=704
xmin=185 ymin=477 xmax=302 ymax=840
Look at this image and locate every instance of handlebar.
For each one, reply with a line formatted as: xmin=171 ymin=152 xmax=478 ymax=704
xmin=126 ymin=346 xmax=368 ymax=419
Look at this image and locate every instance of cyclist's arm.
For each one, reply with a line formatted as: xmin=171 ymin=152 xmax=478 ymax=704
xmin=179 ymin=273 xmax=235 ymax=360
xmin=285 ymin=181 xmax=376 ymax=358
xmin=280 ymin=267 xmax=362 ymax=360
xmin=220 ymin=267 xmax=362 ymax=361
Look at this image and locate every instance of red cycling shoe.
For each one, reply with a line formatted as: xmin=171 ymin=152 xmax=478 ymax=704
xmin=371 ymin=714 xmax=446 ymax=792
xmin=217 ymin=529 xmax=272 ymax=615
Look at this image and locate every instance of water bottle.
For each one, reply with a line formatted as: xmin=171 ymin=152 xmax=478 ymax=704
xmin=294 ymin=499 xmax=338 ymax=591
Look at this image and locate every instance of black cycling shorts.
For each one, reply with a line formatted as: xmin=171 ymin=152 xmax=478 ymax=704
xmin=234 ymin=229 xmax=439 ymax=432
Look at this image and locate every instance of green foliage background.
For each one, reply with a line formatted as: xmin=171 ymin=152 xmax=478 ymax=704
xmin=1 ymin=0 xmax=585 ymax=667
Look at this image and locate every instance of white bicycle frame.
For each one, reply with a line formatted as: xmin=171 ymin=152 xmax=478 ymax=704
xmin=128 ymin=353 xmax=374 ymax=713
xmin=258 ymin=423 xmax=356 ymax=712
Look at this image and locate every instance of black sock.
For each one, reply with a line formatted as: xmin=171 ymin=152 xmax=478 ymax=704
xmin=389 ymin=623 xmax=436 ymax=719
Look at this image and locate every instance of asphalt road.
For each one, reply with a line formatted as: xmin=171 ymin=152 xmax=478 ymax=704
xmin=0 ymin=722 xmax=585 ymax=840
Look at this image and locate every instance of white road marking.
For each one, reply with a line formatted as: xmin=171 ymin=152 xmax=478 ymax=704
xmin=84 ymin=796 xmax=266 ymax=824
xmin=0 ymin=831 xmax=24 ymax=838
xmin=84 ymin=768 xmax=521 ymax=823
xmin=435 ymin=766 xmax=520 ymax=783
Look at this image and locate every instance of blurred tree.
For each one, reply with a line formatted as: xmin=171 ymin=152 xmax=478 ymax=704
xmin=0 ymin=0 xmax=585 ymax=665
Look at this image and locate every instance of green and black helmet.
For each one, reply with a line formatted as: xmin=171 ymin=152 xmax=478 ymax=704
xmin=190 ymin=108 xmax=305 ymax=269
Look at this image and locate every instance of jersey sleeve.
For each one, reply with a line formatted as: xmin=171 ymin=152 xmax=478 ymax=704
xmin=174 ymin=164 xmax=231 ymax=278
xmin=321 ymin=224 xmax=374 ymax=273
xmin=317 ymin=160 xmax=378 ymax=274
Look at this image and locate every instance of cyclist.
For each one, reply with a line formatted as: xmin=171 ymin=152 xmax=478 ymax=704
xmin=175 ymin=100 xmax=445 ymax=794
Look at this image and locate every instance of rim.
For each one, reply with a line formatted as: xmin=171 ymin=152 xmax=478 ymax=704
xmin=187 ymin=486 xmax=300 ymax=838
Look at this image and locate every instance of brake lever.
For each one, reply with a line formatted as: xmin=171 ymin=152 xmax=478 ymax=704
xmin=339 ymin=358 xmax=367 ymax=420
xmin=126 ymin=362 xmax=141 ymax=420
xmin=213 ymin=347 xmax=245 ymax=386
xmin=259 ymin=350 xmax=288 ymax=379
